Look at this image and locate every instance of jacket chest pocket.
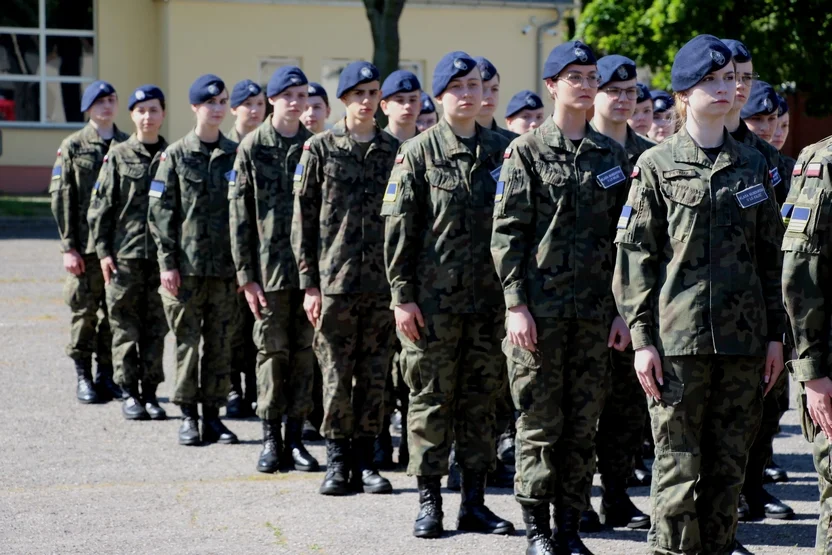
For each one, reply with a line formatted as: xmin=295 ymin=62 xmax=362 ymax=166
xmin=322 ymin=156 xmax=357 ymax=205
xmin=179 ymin=164 xmax=206 ymax=201
xmin=535 ymin=161 xmax=569 ymax=213
xmin=660 ymin=180 xmax=706 ymax=243
xmin=426 ymin=163 xmax=463 ymax=211
xmin=122 ymin=164 xmax=147 ymax=195
xmin=74 ymin=152 xmax=100 ymax=184
xmin=255 ymin=160 xmax=282 ymax=206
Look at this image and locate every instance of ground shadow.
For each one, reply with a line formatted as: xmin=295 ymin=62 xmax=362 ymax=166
xmin=736 ymin=521 xmax=816 ymax=548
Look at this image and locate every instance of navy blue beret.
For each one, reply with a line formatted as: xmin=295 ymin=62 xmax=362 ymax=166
xmin=651 ymin=90 xmax=674 ymax=113
xmin=381 ymin=70 xmax=422 ymax=100
xmin=189 ymin=74 xmax=225 ymax=105
xmin=267 ymin=66 xmax=308 ymax=98
xmin=741 ymin=80 xmax=779 ymax=118
xmin=128 ymin=85 xmax=164 ymax=111
xmin=474 ymin=57 xmax=498 ymax=82
xmin=307 ymin=82 xmax=328 ymax=102
xmin=671 ymin=34 xmax=732 ymax=92
xmin=420 ymin=92 xmax=436 ymax=114
xmin=721 ymin=38 xmax=752 ymax=63
xmin=597 ymin=55 xmax=637 ymax=89
xmin=505 ymin=90 xmax=544 ymax=118
xmin=636 ymin=83 xmax=652 ymax=103
xmin=432 ymin=51 xmax=478 ymax=97
xmin=337 ymin=61 xmax=379 ymax=98
xmin=542 ymin=41 xmax=596 ymax=80
xmin=230 ymin=80 xmax=262 ymax=108
xmin=776 ymin=94 xmax=789 ymax=117
xmin=81 ymin=80 xmax=116 ymax=112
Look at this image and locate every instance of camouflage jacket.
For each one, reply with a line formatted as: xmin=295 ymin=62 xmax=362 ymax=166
xmin=625 ymin=125 xmax=656 ymax=166
xmin=291 ymin=118 xmax=399 ymax=295
xmin=614 ymin=126 xmax=786 ymax=356
xmin=226 ymin=126 xmax=244 ymax=143
xmin=782 ymin=137 xmax=832 ymax=382
xmin=733 ymin=120 xmax=791 ymax=205
xmin=87 ymin=134 xmax=168 ymax=261
xmin=229 ymin=119 xmax=312 ymax=291
xmin=49 ymin=124 xmax=129 ymax=254
xmin=148 ymin=130 xmax=238 ymax=278
xmin=490 ymin=119 xmax=518 ymax=142
xmin=383 ymin=119 xmax=510 ymax=314
xmin=491 ymin=117 xmax=630 ymax=321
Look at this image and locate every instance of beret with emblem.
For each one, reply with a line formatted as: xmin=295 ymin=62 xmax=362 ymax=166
xmin=671 ymin=34 xmax=732 ymax=92
xmin=307 ymin=82 xmax=329 ymax=103
xmin=505 ymin=90 xmax=544 ymax=118
xmin=597 ymin=55 xmax=637 ymax=89
xmin=337 ymin=61 xmax=380 ymax=98
xmin=230 ymin=79 xmax=262 ymax=108
xmin=721 ymin=38 xmax=752 ymax=63
xmin=651 ymin=90 xmax=674 ymax=113
xmin=741 ymin=80 xmax=779 ymax=118
xmin=267 ymin=66 xmax=308 ymax=98
xmin=381 ymin=70 xmax=422 ymax=100
xmin=474 ymin=57 xmax=499 ymax=82
xmin=420 ymin=92 xmax=436 ymax=114
xmin=635 ymin=83 xmax=652 ymax=104
xmin=189 ymin=74 xmax=226 ymax=105
xmin=542 ymin=41 xmax=596 ymax=80
xmin=776 ymin=93 xmax=789 ymax=117
xmin=128 ymin=84 xmax=164 ymax=111
xmin=432 ymin=51 xmax=478 ymax=97
xmin=81 ymin=80 xmax=116 ymax=112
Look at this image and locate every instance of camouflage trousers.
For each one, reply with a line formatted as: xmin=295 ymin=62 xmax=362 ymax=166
xmin=383 ymin=346 xmax=409 ymax=419
xmin=104 ymin=259 xmax=167 ymax=387
xmin=647 ymin=355 xmax=764 ymax=555
xmin=315 ymin=293 xmax=393 ymax=439
xmin=252 ymin=289 xmax=314 ymax=422
xmin=505 ymin=318 xmax=609 ymax=509
xmin=596 ymin=347 xmax=648 ymax=484
xmin=62 ymin=254 xmax=111 ymax=366
xmin=743 ymin=369 xmax=789 ymax=490
xmin=401 ymin=312 xmax=504 ymax=476
xmin=160 ymin=276 xmax=239 ymax=408
xmin=231 ymin=292 xmax=257 ymax=397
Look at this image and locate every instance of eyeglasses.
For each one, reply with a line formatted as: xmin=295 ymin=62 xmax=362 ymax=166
xmin=559 ymin=72 xmax=602 ymax=87
xmin=737 ymin=72 xmax=760 ymax=85
xmin=603 ymin=86 xmax=639 ymax=100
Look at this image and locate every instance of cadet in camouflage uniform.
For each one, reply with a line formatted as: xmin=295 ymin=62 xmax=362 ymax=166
xmin=229 ymin=66 xmax=319 ymax=474
xmin=491 ymin=41 xmax=631 ymax=555
xmin=148 ymin=75 xmax=240 ymax=447
xmin=613 ymin=36 xmax=786 ymax=555
xmin=87 ymin=85 xmax=169 ymax=422
xmin=50 ymin=80 xmax=128 ymax=404
xmin=504 ymin=90 xmax=545 ymax=136
xmin=226 ymin=79 xmax=266 ymax=419
xmin=474 ymin=56 xmax=517 ymax=144
xmin=416 ymin=93 xmax=438 ymax=134
xmin=781 ymin=135 xmax=832 ymax=555
xmin=588 ymin=55 xmax=654 ymax=532
xmin=292 ymin=61 xmax=396 ymax=496
xmin=384 ymin=51 xmax=514 ymax=539
xmin=628 ymin=84 xmax=654 ymax=138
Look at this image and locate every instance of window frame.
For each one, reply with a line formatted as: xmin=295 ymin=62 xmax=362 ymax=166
xmin=0 ymin=0 xmax=97 ymax=129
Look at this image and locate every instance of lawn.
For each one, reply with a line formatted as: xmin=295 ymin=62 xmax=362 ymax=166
xmin=0 ymin=195 xmax=53 ymax=218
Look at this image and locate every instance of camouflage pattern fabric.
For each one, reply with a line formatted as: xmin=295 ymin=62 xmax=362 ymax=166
xmin=733 ymin=119 xmax=791 ymax=206
xmin=62 ymin=256 xmax=111 ymax=366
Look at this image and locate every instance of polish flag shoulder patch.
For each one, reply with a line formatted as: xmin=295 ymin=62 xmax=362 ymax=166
xmin=792 ymin=163 xmax=803 ymax=177
xmin=303 ymin=141 xmax=312 ymax=151
xmin=806 ymin=163 xmax=823 ymax=178
xmin=160 ymin=151 xmax=167 ymax=162
xmin=395 ymin=153 xmax=405 ymax=164
xmin=56 ymin=148 xmax=62 ymax=157
xmin=503 ymin=147 xmax=513 ymax=159
xmin=631 ymin=166 xmax=640 ymax=178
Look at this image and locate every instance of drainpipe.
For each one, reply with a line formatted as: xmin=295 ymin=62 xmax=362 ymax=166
xmin=536 ymin=15 xmax=562 ymax=96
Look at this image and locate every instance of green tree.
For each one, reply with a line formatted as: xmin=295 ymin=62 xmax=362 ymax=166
xmin=576 ymin=0 xmax=832 ymax=115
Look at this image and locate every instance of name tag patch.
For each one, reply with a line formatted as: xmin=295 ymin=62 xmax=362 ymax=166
xmin=780 ymin=203 xmax=794 ymax=225
xmin=769 ymin=167 xmax=781 ymax=186
xmin=734 ymin=184 xmax=768 ymax=209
xmin=489 ymin=165 xmax=502 ymax=183
xmin=617 ymin=205 xmax=633 ymax=229
xmin=495 ymin=181 xmax=505 ymax=203
xmin=225 ymin=169 xmax=237 ymax=185
xmin=383 ymin=182 xmax=398 ymax=203
xmin=596 ymin=166 xmax=626 ymax=189
xmin=787 ymin=207 xmax=810 ymax=233
xmin=293 ymin=164 xmax=304 ymax=182
xmin=149 ymin=180 xmax=165 ymax=198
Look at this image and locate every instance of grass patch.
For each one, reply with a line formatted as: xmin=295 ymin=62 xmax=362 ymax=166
xmin=264 ymin=521 xmax=286 ymax=545
xmin=0 ymin=195 xmax=52 ymax=218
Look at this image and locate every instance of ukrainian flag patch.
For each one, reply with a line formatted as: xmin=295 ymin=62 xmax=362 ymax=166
xmin=225 ymin=169 xmax=237 ymax=185
xmin=495 ymin=181 xmax=505 ymax=203
xmin=293 ymin=164 xmax=304 ymax=182
xmin=52 ymin=165 xmax=62 ymax=179
xmin=780 ymin=203 xmax=794 ymax=226
xmin=383 ymin=182 xmax=398 ymax=203
xmin=617 ymin=205 xmax=633 ymax=229
xmin=149 ymin=180 xmax=165 ymax=199
xmin=93 ymin=181 xmax=101 ymax=195
xmin=787 ymin=206 xmax=810 ymax=234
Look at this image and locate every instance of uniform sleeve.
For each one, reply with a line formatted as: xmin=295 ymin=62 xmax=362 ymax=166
xmin=382 ymin=146 xmax=422 ymax=307
xmin=49 ymin=143 xmax=77 ymax=252
xmin=87 ymin=155 xmax=118 ymax=260
xmin=291 ymin=142 xmax=322 ymax=289
xmin=756 ymin=170 xmax=787 ymax=341
xmin=148 ymin=151 xmax=180 ymax=272
xmin=490 ymin=142 xmax=534 ymax=309
xmin=228 ymin=147 xmax=257 ymax=286
xmin=782 ymin=158 xmax=832 ymax=382
xmin=612 ymin=160 xmax=666 ymax=349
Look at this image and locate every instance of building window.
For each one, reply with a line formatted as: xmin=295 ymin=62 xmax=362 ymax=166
xmin=0 ymin=0 xmax=96 ymax=127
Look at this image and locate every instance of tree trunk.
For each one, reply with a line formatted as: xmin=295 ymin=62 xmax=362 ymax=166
xmin=363 ymin=0 xmax=406 ymax=126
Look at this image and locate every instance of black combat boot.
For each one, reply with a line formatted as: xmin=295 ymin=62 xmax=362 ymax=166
xmin=763 ymin=460 xmax=788 ymax=484
xmin=732 ymin=541 xmax=754 ymax=555
xmin=122 ymin=384 xmax=149 ymax=421
xmin=178 ymin=404 xmax=200 ymax=446
xmin=225 ymin=389 xmax=244 ymax=418
xmin=487 ymin=457 xmax=515 ymax=489
xmin=555 ymin=507 xmax=595 ymax=554
xmin=283 ymin=417 xmax=320 ymax=471
xmin=600 ymin=480 xmax=650 ymax=529
xmin=743 ymin=484 xmax=794 ymax=520
xmin=456 ymin=468 xmax=515 ymax=534
xmin=737 ymin=493 xmax=750 ymax=521
xmin=374 ymin=415 xmax=395 ymax=470
xmin=497 ymin=421 xmax=516 ymax=465
xmin=202 ymin=406 xmax=239 ymax=444
xmin=579 ymin=507 xmax=602 ymax=533
xmin=320 ymin=439 xmax=351 ymax=496
xmin=523 ymin=503 xmax=556 ymax=555
xmin=447 ymin=445 xmax=461 ymax=491
xmin=350 ymin=437 xmax=393 ymax=493
xmin=628 ymin=455 xmax=652 ymax=487
xmin=414 ymin=476 xmax=444 ymax=538
xmin=94 ymin=363 xmax=125 ymax=401
xmin=141 ymin=383 xmax=166 ymax=420
xmin=257 ymin=420 xmax=282 ymax=473
xmin=74 ymin=359 xmax=98 ymax=404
